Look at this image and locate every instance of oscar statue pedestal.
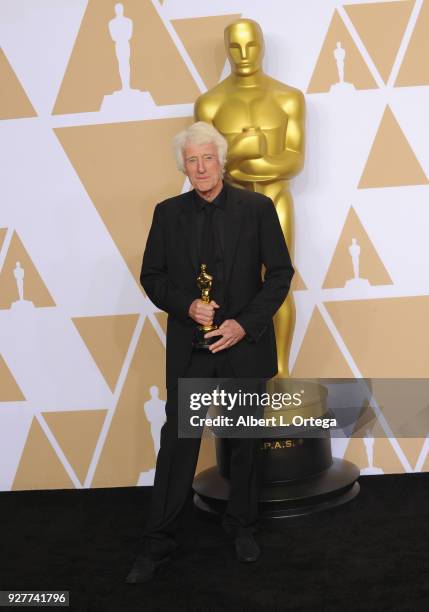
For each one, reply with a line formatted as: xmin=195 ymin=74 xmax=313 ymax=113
xmin=193 ymin=381 xmax=360 ymax=518
xmin=100 ymin=89 xmax=156 ymax=113
xmin=345 ymin=277 xmax=370 ymax=290
xmin=10 ymin=299 xmax=34 ymax=311
xmin=330 ymin=81 xmax=355 ymax=93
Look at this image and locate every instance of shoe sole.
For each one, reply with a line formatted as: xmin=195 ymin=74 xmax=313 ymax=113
xmin=237 ymin=554 xmax=260 ymax=563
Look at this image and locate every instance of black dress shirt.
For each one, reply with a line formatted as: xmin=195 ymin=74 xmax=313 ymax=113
xmin=193 ymin=185 xmax=226 ymax=326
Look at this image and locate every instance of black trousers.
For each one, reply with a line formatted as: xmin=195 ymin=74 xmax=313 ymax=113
xmin=141 ymin=350 xmax=263 ymax=559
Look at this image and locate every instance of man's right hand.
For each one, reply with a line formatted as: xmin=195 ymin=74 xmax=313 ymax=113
xmin=188 ymin=299 xmax=219 ymax=327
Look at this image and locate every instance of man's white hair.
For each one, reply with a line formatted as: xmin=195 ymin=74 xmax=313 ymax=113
xmin=173 ymin=121 xmax=228 ymax=172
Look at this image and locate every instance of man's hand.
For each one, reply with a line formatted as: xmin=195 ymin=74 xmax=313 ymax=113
xmin=188 ymin=299 xmax=219 ymax=327
xmin=205 ymin=319 xmax=245 ymax=353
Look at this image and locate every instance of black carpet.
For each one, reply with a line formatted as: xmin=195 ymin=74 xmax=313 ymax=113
xmin=1 ymin=474 xmax=428 ymax=612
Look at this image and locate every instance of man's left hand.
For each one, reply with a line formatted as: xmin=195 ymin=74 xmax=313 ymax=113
xmin=204 ymin=319 xmax=245 ymax=353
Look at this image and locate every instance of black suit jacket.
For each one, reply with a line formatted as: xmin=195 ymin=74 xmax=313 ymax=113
xmin=140 ymin=182 xmax=294 ymax=388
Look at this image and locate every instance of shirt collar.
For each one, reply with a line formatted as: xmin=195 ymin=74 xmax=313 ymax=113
xmin=193 ymin=183 xmax=227 ymax=212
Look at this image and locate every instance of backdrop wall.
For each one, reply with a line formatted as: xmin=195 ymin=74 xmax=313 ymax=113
xmin=1 ymin=0 xmax=429 ymax=491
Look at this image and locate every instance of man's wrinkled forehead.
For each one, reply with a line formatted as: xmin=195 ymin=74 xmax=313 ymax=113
xmin=225 ymin=22 xmax=262 ymax=47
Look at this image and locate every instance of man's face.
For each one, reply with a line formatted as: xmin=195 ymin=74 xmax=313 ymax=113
xmin=183 ymin=142 xmax=223 ymax=194
xmin=225 ymin=22 xmax=263 ymax=76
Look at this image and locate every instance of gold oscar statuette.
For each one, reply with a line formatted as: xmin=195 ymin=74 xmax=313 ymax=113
xmin=195 ymin=18 xmax=306 ymax=376
xmin=193 ymin=264 xmax=219 ymax=350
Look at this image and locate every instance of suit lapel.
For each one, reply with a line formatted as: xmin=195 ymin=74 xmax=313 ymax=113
xmin=223 ymin=183 xmax=244 ymax=288
xmin=179 ymin=191 xmax=199 ymax=273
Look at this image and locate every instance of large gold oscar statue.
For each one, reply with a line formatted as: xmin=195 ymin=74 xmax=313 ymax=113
xmin=195 ymin=18 xmax=305 ymax=377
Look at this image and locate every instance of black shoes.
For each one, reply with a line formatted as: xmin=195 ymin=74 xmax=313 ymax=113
xmin=126 ymin=533 xmax=261 ymax=583
xmin=125 ymin=553 xmax=171 ymax=584
xmin=234 ymin=532 xmax=261 ymax=563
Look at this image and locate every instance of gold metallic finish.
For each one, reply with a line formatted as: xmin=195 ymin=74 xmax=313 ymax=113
xmin=195 ymin=19 xmax=305 ymax=376
xmin=196 ymin=263 xmax=217 ymax=332
xmin=261 ymin=439 xmax=304 ymax=451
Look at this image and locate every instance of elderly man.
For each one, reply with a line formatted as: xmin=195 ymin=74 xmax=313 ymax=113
xmin=126 ymin=121 xmax=294 ymax=583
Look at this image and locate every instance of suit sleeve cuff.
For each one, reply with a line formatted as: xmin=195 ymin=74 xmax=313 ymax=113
xmin=235 ymin=316 xmax=267 ymax=343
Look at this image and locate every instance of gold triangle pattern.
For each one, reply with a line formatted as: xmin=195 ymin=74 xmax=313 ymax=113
xmin=307 ymin=9 xmax=378 ymax=93
xmin=91 ymin=319 xmax=165 ymax=487
xmin=72 ymin=314 xmax=139 ymax=392
xmin=154 ymin=311 xmax=167 ymax=335
xmin=344 ymin=0 xmax=414 ymax=83
xmin=172 ymin=14 xmax=241 ymax=89
xmin=323 ymin=206 xmax=393 ymax=288
xmin=53 ymin=0 xmax=200 ymax=114
xmin=291 ymin=269 xmax=307 ymax=291
xmin=43 ymin=410 xmax=107 ymax=485
xmin=0 ymin=48 xmax=36 ymax=119
xmin=0 ymin=231 xmax=56 ymax=310
xmin=326 ymin=296 xmax=429 ymax=377
xmin=358 ymin=105 xmax=428 ymax=189
xmin=12 ymin=418 xmax=75 ymax=491
xmin=54 ymin=117 xmax=192 ymax=285
xmin=291 ymin=307 xmax=354 ymax=377
xmin=0 ymin=228 xmax=7 ymax=252
xmin=396 ymin=0 xmax=429 ymax=86
xmin=0 ymin=355 xmax=26 ymax=402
